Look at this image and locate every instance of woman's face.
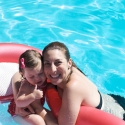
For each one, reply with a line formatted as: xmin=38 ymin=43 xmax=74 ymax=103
xmin=23 ymin=60 xmax=46 ymax=87
xmin=43 ymin=49 xmax=72 ymax=86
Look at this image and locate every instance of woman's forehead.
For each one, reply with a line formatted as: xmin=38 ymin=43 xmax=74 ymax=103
xmin=44 ymin=49 xmax=65 ymax=58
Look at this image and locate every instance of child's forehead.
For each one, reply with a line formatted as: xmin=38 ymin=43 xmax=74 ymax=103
xmin=24 ymin=68 xmax=44 ymax=77
xmin=25 ymin=62 xmax=43 ymax=72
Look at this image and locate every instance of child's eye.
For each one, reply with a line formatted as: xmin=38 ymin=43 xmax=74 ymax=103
xmin=39 ymin=72 xmax=43 ymax=75
xmin=29 ymin=76 xmax=34 ymax=79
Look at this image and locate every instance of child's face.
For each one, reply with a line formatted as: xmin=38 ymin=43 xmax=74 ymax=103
xmin=23 ymin=60 xmax=46 ymax=87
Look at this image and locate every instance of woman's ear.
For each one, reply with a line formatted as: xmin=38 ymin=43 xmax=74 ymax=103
xmin=68 ymin=58 xmax=72 ymax=69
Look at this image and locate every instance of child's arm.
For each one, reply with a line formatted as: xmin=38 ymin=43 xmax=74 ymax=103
xmin=16 ymin=82 xmax=43 ymax=107
xmin=12 ymin=72 xmax=35 ymax=115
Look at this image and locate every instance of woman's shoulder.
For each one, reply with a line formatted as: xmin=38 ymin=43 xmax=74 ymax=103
xmin=66 ymin=76 xmax=83 ymax=92
xmin=12 ymin=72 xmax=22 ymax=86
xmin=72 ymin=67 xmax=85 ymax=77
xmin=12 ymin=72 xmax=22 ymax=80
xmin=66 ymin=69 xmax=91 ymax=91
xmin=69 ymin=68 xmax=86 ymax=83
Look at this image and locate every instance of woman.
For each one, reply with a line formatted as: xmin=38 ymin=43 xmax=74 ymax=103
xmin=42 ymin=41 xmax=125 ymax=125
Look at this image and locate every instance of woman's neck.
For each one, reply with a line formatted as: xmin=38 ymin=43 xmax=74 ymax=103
xmin=58 ymin=68 xmax=73 ymax=89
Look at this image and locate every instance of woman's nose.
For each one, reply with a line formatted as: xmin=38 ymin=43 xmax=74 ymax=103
xmin=51 ymin=63 xmax=57 ymax=72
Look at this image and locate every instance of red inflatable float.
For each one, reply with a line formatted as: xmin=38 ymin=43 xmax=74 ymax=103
xmin=0 ymin=43 xmax=41 ymax=63
xmin=0 ymin=43 xmax=41 ymax=101
xmin=0 ymin=43 xmax=125 ymax=125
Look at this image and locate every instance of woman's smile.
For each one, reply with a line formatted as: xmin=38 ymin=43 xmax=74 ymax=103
xmin=43 ymin=49 xmax=71 ymax=85
xmin=50 ymin=74 xmax=60 ymax=78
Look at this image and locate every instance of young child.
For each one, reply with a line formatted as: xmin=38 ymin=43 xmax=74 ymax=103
xmin=8 ymin=50 xmax=57 ymax=125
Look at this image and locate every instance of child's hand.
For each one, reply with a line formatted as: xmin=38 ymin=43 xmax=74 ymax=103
xmin=25 ymin=105 xmax=35 ymax=114
xmin=33 ymin=84 xmax=43 ymax=99
xmin=15 ymin=105 xmax=34 ymax=117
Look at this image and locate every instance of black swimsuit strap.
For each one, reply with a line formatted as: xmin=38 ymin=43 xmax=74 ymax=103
xmin=96 ymin=91 xmax=102 ymax=109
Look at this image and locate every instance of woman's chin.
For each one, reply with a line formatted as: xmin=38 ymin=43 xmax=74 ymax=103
xmin=51 ymin=79 xmax=61 ymax=85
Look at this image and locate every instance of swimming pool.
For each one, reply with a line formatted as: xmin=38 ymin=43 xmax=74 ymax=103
xmin=0 ymin=0 xmax=125 ymax=124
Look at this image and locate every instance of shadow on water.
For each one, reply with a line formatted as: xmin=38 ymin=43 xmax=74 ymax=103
xmin=108 ymin=94 xmax=125 ymax=120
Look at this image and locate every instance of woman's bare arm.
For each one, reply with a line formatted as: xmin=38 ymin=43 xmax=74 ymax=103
xmin=58 ymin=82 xmax=83 ymax=125
xmin=12 ymin=72 xmax=22 ymax=100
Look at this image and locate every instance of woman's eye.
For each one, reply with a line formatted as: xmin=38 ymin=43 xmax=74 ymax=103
xmin=44 ymin=62 xmax=50 ymax=66
xmin=55 ymin=61 xmax=62 ymax=66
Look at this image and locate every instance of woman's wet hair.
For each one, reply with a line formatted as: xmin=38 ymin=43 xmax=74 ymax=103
xmin=19 ymin=50 xmax=42 ymax=73
xmin=42 ymin=41 xmax=85 ymax=75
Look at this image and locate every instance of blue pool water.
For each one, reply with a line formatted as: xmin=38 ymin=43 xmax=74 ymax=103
xmin=0 ymin=0 xmax=125 ymax=124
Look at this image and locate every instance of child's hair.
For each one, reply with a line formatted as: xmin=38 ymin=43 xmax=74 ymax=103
xmin=19 ymin=50 xmax=42 ymax=73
